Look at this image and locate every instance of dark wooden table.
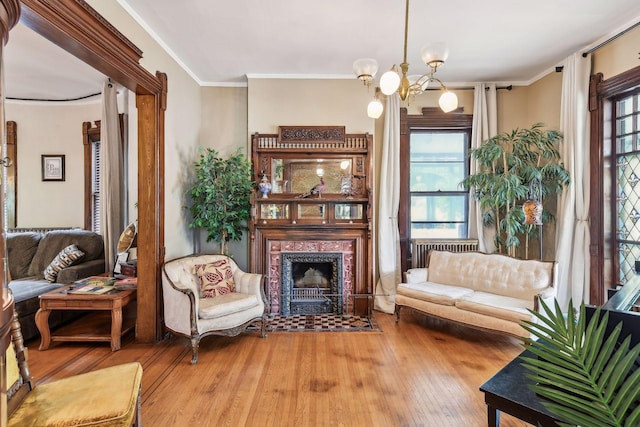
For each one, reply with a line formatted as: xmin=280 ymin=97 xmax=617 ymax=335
xmin=479 ymin=348 xmax=565 ymax=426
xmin=35 ymin=284 xmax=136 ymax=351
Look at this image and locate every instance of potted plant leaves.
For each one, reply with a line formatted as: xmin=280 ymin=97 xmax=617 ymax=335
xmin=461 ymin=123 xmax=570 ymax=258
xmin=188 ymin=148 xmax=253 ymax=255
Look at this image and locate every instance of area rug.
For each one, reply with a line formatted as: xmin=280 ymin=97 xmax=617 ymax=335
xmin=264 ymin=313 xmax=381 ymax=332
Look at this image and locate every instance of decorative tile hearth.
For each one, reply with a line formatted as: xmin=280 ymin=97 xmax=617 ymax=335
xmin=264 ymin=314 xmax=380 ymax=332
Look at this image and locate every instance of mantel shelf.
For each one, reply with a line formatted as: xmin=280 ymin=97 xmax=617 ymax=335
xmin=254 ymin=195 xmax=368 ymax=203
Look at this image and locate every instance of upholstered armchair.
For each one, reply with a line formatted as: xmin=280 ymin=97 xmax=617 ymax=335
xmin=162 ymin=254 xmax=267 ymax=364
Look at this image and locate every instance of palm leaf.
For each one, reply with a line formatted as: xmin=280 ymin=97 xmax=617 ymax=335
xmin=520 ymin=299 xmax=640 ymax=426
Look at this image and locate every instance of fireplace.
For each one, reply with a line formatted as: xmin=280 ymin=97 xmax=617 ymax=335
xmin=280 ymin=252 xmax=342 ymax=315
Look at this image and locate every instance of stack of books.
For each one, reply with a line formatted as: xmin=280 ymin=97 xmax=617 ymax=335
xmin=114 ymin=276 xmax=137 ymax=290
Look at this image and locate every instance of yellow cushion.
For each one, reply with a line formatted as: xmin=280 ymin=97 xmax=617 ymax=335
xmin=9 ymin=362 xmax=142 ymax=427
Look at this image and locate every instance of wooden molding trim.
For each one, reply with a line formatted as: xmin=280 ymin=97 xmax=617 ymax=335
xmin=17 ymin=0 xmax=166 ymax=342
xmin=20 ymin=0 xmax=160 ymax=95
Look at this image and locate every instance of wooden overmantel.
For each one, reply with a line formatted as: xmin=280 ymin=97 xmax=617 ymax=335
xmin=250 ymin=127 xmax=374 ymax=315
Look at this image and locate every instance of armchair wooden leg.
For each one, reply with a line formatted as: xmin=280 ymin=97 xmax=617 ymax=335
xmin=261 ymin=315 xmax=268 ymax=338
xmin=394 ymin=305 xmax=402 ymax=323
xmin=190 ymin=337 xmax=200 ymax=365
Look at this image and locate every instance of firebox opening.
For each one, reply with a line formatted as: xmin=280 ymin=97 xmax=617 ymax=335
xmin=280 ymin=253 xmax=343 ymax=316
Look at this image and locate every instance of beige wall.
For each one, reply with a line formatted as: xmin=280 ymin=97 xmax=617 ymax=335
xmin=247 ymin=78 xmax=374 ymax=134
xmin=197 ymin=86 xmax=249 ymax=267
xmin=88 ymin=0 xmax=202 ymax=260
xmin=6 ymin=100 xmax=102 ymax=228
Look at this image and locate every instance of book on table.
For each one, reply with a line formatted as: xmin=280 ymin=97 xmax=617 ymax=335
xmin=68 ymin=276 xmax=117 ymax=294
xmin=68 ymin=283 xmax=114 ymax=295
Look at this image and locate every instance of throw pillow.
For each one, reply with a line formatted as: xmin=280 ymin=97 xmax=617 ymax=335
xmin=194 ymin=259 xmax=235 ymax=298
xmin=43 ymin=244 xmax=85 ymax=283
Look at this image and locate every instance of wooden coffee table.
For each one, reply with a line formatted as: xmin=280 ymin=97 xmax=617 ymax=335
xmin=35 ymin=284 xmax=136 ymax=351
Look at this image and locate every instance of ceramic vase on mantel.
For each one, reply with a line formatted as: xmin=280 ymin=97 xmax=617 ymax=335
xmin=258 ymin=174 xmax=272 ymax=198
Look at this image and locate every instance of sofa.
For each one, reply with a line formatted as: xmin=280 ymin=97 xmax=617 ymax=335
xmin=395 ymin=250 xmax=557 ymax=339
xmin=7 ymin=229 xmax=106 ymax=341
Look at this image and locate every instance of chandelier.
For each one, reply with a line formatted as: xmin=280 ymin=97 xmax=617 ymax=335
xmin=353 ymin=0 xmax=458 ymax=118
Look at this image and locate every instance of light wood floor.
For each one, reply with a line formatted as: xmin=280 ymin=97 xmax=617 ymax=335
xmin=23 ymin=311 xmax=534 ymax=426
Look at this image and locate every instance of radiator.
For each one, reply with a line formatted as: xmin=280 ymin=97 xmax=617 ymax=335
xmin=411 ymin=239 xmax=479 ymax=268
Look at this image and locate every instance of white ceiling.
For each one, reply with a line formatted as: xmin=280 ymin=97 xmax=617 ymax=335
xmin=4 ymin=0 xmax=640 ymax=99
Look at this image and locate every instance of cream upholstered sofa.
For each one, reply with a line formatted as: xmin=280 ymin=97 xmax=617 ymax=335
xmin=162 ymin=254 xmax=267 ymax=364
xmin=395 ymin=250 xmax=557 ymax=338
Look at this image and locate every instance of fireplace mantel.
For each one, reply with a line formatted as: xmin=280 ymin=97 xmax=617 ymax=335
xmin=250 ymin=127 xmax=373 ymax=315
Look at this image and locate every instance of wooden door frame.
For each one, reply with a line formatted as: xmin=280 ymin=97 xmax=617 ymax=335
xmin=17 ymin=0 xmax=166 ymax=342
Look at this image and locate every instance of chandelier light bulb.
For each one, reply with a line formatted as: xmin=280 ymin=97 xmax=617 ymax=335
xmin=367 ymin=98 xmax=384 ymax=119
xmin=421 ymin=43 xmax=450 ymax=68
xmin=380 ymin=69 xmax=401 ymax=95
xmin=438 ymin=90 xmax=458 ymax=113
xmin=353 ymin=58 xmax=379 ymax=83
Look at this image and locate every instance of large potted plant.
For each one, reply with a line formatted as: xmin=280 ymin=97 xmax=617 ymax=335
xmin=461 ymin=123 xmax=570 ymax=258
xmin=188 ymin=148 xmax=253 ymax=255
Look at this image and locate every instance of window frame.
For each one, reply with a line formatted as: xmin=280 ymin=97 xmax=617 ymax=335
xmin=399 ymin=107 xmax=473 ymax=272
xmin=589 ymin=64 xmax=640 ymax=304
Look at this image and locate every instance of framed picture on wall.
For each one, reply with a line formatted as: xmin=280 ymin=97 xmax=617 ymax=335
xmin=41 ymin=154 xmax=65 ymax=181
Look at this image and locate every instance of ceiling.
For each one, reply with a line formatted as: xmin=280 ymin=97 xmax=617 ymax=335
xmin=4 ymin=0 xmax=640 ymax=100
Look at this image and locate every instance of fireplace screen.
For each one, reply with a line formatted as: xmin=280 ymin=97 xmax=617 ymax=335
xmin=280 ymin=253 xmax=343 ymax=315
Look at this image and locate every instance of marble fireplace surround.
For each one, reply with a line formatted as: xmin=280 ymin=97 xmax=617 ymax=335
xmin=268 ymin=240 xmax=354 ymax=315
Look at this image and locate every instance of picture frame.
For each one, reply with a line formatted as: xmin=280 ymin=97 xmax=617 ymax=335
xmin=41 ymin=154 xmax=65 ymax=181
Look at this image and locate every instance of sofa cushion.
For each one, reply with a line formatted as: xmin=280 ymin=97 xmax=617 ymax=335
xmin=195 ymin=259 xmax=236 ymax=298
xmin=455 ymin=291 xmax=533 ymax=323
xmin=28 ymin=230 xmax=104 ymax=278
xmin=7 ymin=232 xmax=42 ymax=280
xmin=427 ymin=250 xmax=554 ymax=300
xmin=43 ymin=245 xmax=85 ymax=282
xmin=198 ymin=293 xmax=259 ymax=320
xmin=397 ymin=281 xmax=474 ymax=306
xmin=9 ymin=279 xmax=61 ymax=304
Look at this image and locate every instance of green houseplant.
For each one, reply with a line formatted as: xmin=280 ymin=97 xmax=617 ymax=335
xmin=521 ymin=299 xmax=640 ymax=426
xmin=461 ymin=123 xmax=570 ymax=258
xmin=188 ymin=148 xmax=253 ymax=255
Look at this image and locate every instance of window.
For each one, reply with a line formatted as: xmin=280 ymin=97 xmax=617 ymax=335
xmin=399 ymin=107 xmax=473 ymax=272
xmin=613 ymin=90 xmax=640 ymax=283
xmin=91 ymin=140 xmax=101 ymax=233
xmin=83 ymin=120 xmax=101 ymax=231
xmin=590 ymin=65 xmax=640 ymax=302
xmin=409 ymin=130 xmax=469 ymax=238
xmin=83 ymin=114 xmax=125 ymax=233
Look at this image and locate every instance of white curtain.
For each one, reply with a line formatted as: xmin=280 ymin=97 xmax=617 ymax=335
xmin=470 ymin=83 xmax=498 ymax=252
xmin=100 ymin=80 xmax=124 ymax=272
xmin=374 ymin=93 xmax=401 ymax=314
xmin=555 ymin=53 xmax=591 ymax=310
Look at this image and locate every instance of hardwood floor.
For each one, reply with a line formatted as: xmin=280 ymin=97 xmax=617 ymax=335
xmin=23 ymin=311 xmax=534 ymax=426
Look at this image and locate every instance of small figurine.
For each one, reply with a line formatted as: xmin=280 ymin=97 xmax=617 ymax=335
xmin=258 ymin=174 xmax=271 ymax=198
xmin=298 ymin=177 xmax=326 ymax=199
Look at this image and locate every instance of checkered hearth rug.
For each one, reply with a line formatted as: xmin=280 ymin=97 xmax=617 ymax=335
xmin=260 ymin=314 xmax=381 ymax=332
